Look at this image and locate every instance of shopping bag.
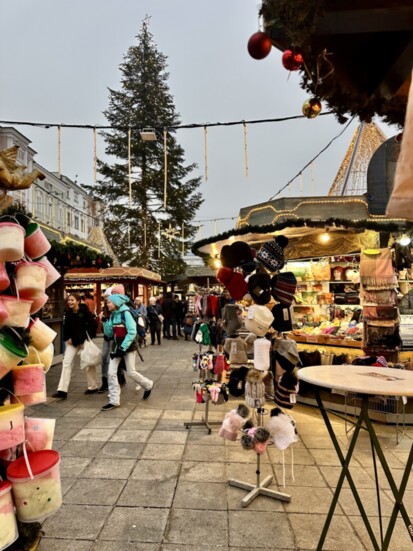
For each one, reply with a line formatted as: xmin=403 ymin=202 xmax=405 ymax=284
xmin=80 ymin=334 xmax=102 ymax=370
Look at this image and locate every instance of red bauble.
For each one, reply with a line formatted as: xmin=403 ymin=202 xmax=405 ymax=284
xmin=247 ymin=32 xmax=272 ymax=60
xmin=282 ymin=49 xmax=303 ymax=71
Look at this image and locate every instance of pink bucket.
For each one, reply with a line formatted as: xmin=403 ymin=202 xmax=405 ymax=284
xmin=23 ymin=344 xmax=54 ymax=374
xmin=7 ymin=450 xmax=62 ymax=523
xmin=0 ymin=261 xmax=10 ymax=293
xmin=29 ymin=318 xmax=57 ymax=351
xmin=15 ymin=262 xmax=47 ymax=298
xmin=24 ymin=223 xmax=51 ymax=260
xmin=0 ymin=295 xmax=32 ymax=327
xmin=24 ymin=417 xmax=56 ymax=452
xmin=32 ymin=256 xmax=61 ymax=288
xmin=0 ymin=404 xmax=25 ymax=451
xmin=30 ymin=293 xmax=48 ymax=315
xmin=0 ymin=223 xmax=25 ymax=262
xmin=12 ymin=364 xmax=44 ymax=395
xmin=0 ymin=480 xmax=18 ymax=550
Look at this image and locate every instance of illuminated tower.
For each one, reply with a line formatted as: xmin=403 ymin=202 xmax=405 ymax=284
xmin=328 ymin=122 xmax=387 ymax=196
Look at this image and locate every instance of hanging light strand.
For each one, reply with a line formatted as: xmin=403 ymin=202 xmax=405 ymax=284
xmin=243 ymin=121 xmax=249 ymax=177
xmin=204 ymin=126 xmax=208 ymax=181
xmin=57 ymin=126 xmax=61 ymax=177
xmin=163 ymin=129 xmax=168 ymax=209
xmin=128 ymin=128 xmax=132 ymax=208
xmin=311 ymin=161 xmax=314 ymax=194
xmin=93 ymin=128 xmax=97 ymax=183
xmin=299 ymin=172 xmax=303 ymax=196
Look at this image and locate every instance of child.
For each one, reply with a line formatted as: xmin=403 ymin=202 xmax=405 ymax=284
xmin=101 ymin=293 xmax=153 ymax=411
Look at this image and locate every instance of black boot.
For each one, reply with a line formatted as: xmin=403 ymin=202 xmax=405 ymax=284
xmin=98 ymin=377 xmax=108 ymax=393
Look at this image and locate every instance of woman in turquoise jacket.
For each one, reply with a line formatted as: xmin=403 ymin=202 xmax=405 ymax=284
xmin=101 ymin=293 xmax=153 ymax=411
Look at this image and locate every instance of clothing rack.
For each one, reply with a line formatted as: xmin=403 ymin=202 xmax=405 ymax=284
xmin=184 ymin=344 xmax=222 ymax=434
xmin=228 ymin=407 xmax=291 ymax=507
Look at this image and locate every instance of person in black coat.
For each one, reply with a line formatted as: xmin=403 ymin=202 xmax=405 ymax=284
xmin=162 ymin=292 xmax=178 ymax=340
xmin=52 ymin=293 xmax=98 ymax=399
xmin=146 ymin=296 xmax=163 ymax=345
xmin=175 ymin=295 xmax=185 ymax=337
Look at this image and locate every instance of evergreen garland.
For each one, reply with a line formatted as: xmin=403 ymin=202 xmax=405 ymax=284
xmin=192 ymin=217 xmax=413 ymax=259
xmin=47 ymin=241 xmax=112 ymax=272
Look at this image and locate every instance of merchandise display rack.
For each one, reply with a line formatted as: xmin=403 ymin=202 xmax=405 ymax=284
xmin=228 ymin=407 xmax=291 ymax=507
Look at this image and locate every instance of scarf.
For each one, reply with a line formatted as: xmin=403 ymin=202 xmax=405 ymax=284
xmin=360 ymin=249 xmax=397 ymax=288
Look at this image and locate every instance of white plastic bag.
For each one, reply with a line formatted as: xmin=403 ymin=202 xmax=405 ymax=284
xmin=80 ymin=334 xmax=101 ymax=370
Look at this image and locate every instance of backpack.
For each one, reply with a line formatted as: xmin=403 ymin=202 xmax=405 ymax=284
xmin=120 ymin=309 xmax=144 ymax=362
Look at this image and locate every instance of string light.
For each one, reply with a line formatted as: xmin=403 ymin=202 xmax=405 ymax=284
xmin=163 ymin=129 xmax=168 ymax=209
xmin=204 ymin=126 xmax=208 ymax=181
xmin=93 ymin=128 xmax=97 ymax=183
xmin=57 ymin=126 xmax=61 ymax=177
xmin=243 ymin=122 xmax=248 ymax=177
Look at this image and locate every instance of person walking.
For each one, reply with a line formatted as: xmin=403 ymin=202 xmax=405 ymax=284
xmin=52 ymin=293 xmax=98 ymax=399
xmin=101 ymin=293 xmax=153 ymax=411
xmin=162 ymin=292 xmax=178 ymax=340
xmin=146 ymin=296 xmax=163 ymax=345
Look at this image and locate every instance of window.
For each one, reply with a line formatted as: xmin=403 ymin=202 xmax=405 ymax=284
xmin=57 ymin=207 xmax=63 ymax=223
xmin=36 ymin=190 xmax=43 ymax=213
xmin=81 ymin=218 xmax=85 ymax=233
xmin=74 ymin=193 xmax=79 ymax=203
xmin=74 ymin=216 xmax=79 ymax=230
xmin=67 ymin=211 xmax=72 ymax=227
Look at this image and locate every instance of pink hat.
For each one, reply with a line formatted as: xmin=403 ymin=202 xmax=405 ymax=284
xmin=112 ymin=284 xmax=125 ymax=294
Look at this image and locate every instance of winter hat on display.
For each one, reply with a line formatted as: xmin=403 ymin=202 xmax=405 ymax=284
xmin=245 ymin=368 xmax=266 ymax=408
xmin=271 ymin=303 xmax=293 ymax=333
xmin=241 ymin=428 xmax=256 ymax=450
xmin=274 ymin=371 xmax=299 ymax=410
xmin=220 ymin=241 xmax=254 ymax=269
xmin=219 ymin=404 xmax=250 ymax=441
xmin=273 ymin=338 xmax=300 ymax=373
xmin=267 ymin=407 xmax=298 ymax=450
xmin=271 ymin=272 xmax=297 ymax=306
xmin=256 ymin=235 xmax=289 ymax=273
xmin=244 ymin=304 xmax=274 ymax=337
xmin=112 ymin=284 xmax=125 ymax=295
xmin=224 ymin=336 xmax=248 ymax=365
xmin=253 ymin=427 xmax=271 ymax=454
xmin=253 ymin=337 xmax=271 ymax=372
xmin=244 ymin=332 xmax=257 ymax=354
xmin=217 ymin=267 xmax=248 ymax=300
xmin=222 ymin=304 xmax=243 ymax=336
xmin=247 ymin=272 xmax=272 ymax=305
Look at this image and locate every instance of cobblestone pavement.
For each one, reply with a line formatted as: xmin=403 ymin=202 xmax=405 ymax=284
xmin=25 ymin=336 xmax=413 ymax=550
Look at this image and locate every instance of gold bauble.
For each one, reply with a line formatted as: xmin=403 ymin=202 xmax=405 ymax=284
xmin=302 ymin=97 xmax=322 ymax=119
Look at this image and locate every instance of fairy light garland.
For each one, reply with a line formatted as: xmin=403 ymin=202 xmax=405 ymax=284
xmin=57 ymin=126 xmax=61 ymax=177
xmin=93 ymin=128 xmax=97 ymax=183
xmin=243 ymin=122 xmax=249 ymax=177
xmin=204 ymin=126 xmax=208 ymax=181
xmin=163 ymin=128 xmax=168 ymax=209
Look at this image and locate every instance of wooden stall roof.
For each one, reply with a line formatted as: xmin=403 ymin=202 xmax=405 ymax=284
xmin=65 ymin=266 xmax=163 ymax=283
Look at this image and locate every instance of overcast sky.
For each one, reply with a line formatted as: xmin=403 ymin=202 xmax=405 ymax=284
xmin=1 ymin=0 xmax=396 ymax=240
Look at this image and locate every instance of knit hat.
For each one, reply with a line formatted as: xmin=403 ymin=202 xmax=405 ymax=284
xmin=274 ymin=372 xmax=298 ymax=409
xmin=112 ymin=284 xmax=125 ymax=294
xmin=253 ymin=337 xmax=271 ymax=372
xmin=245 ymin=368 xmax=266 ymax=408
xmin=271 ymin=303 xmax=293 ymax=333
xmin=267 ymin=407 xmax=298 ymax=450
xmin=247 ymin=272 xmax=272 ymax=305
xmin=244 ymin=305 xmax=274 ymax=337
xmin=271 ymin=272 xmax=297 ymax=306
xmin=218 ymin=404 xmax=250 ymax=441
xmin=217 ymin=267 xmax=248 ymax=300
xmin=220 ymin=241 xmax=254 ymax=269
xmin=253 ymin=427 xmax=271 ymax=454
xmin=224 ymin=336 xmax=248 ymax=365
xmin=273 ymin=338 xmax=300 ymax=373
xmin=107 ymin=293 xmax=129 ymax=308
xmin=256 ymin=235 xmax=289 ymax=273
xmin=222 ymin=304 xmax=243 ymax=336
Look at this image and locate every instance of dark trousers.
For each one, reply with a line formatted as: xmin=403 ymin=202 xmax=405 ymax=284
xmin=150 ymin=323 xmax=161 ymax=345
xmin=164 ymin=317 xmax=177 ymax=338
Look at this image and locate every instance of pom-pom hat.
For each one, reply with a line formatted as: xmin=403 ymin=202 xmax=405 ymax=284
xmin=247 ymin=273 xmax=272 ymax=305
xmin=257 ymin=235 xmax=289 ymax=273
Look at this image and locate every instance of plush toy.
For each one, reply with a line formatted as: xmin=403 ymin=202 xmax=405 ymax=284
xmin=219 ymin=404 xmax=250 ymax=441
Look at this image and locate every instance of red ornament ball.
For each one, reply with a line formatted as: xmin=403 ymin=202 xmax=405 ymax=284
xmin=302 ymin=97 xmax=322 ymax=119
xmin=282 ymin=49 xmax=303 ymax=71
xmin=247 ymin=32 xmax=272 ymax=60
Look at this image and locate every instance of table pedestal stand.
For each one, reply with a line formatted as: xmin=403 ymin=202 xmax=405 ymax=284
xmin=228 ymin=452 xmax=291 ymax=507
xmin=184 ymin=393 xmax=221 ymax=434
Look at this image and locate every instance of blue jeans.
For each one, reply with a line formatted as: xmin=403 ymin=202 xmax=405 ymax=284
xmin=101 ymin=338 xmax=111 ymax=379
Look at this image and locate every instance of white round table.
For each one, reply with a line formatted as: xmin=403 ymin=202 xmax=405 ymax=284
xmin=298 ymin=365 xmax=413 ymax=551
